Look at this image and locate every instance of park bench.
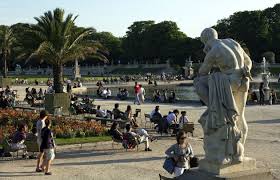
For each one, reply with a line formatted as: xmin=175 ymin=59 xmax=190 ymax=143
xmin=25 ymin=140 xmax=40 ymax=156
xmin=1 ymin=138 xmax=26 ymax=159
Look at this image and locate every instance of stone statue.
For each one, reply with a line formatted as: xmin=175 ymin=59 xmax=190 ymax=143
xmin=194 ymin=28 xmax=252 ymax=165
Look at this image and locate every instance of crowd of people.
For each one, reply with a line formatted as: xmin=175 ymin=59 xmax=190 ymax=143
xmin=247 ymin=83 xmax=278 ymax=105
xmin=152 ymin=89 xmax=176 ymax=103
xmin=0 ymin=86 xmax=16 ymax=108
xmin=25 ymin=87 xmax=44 ymax=106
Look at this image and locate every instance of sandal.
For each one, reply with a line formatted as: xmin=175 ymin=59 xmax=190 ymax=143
xmin=45 ymin=172 xmax=52 ymax=175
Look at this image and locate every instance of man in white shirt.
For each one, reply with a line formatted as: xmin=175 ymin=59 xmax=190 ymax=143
xmin=96 ymin=105 xmax=109 ymax=118
xmin=126 ymin=124 xmax=153 ymax=151
xmin=35 ymin=110 xmax=48 ymax=172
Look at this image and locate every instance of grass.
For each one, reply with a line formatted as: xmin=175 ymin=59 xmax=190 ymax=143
xmin=55 ymin=136 xmax=111 ymax=146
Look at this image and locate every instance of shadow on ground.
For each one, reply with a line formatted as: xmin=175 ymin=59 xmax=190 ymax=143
xmin=54 ymin=156 xmax=165 ymax=166
xmin=248 ymin=119 xmax=280 ymax=124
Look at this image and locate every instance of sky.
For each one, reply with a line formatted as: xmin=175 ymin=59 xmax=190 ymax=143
xmin=0 ymin=0 xmax=279 ymax=38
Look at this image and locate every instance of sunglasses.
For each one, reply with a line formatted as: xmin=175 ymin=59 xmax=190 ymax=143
xmin=180 ymin=136 xmax=187 ymax=140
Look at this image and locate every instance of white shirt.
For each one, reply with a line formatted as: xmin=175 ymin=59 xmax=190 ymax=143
xmin=106 ymin=90 xmax=112 ymax=96
xmin=179 ymin=116 xmax=189 ymax=129
xmin=36 ymin=119 xmax=46 ymax=145
xmin=140 ymin=87 xmax=145 ymax=96
xmin=96 ymin=109 xmax=107 ymax=117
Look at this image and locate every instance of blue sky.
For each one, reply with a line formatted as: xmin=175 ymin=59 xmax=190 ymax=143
xmin=0 ymin=0 xmax=278 ymax=38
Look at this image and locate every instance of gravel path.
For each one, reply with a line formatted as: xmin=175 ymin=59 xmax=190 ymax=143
xmin=1 ymin=101 xmax=280 ymax=179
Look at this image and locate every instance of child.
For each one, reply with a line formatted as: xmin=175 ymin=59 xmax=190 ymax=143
xmin=40 ymin=119 xmax=55 ymax=175
xmin=179 ymin=111 xmax=189 ymax=130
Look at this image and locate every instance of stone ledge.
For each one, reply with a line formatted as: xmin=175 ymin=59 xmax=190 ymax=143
xmin=178 ymin=168 xmax=274 ymax=180
xmin=199 ymin=157 xmax=256 ymax=175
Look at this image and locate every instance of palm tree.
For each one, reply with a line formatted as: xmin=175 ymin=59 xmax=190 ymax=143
xmin=0 ymin=26 xmax=15 ymax=78
xmin=23 ymin=8 xmax=106 ymax=93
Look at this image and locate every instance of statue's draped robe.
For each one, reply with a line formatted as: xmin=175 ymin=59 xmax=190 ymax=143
xmin=198 ymin=72 xmax=241 ymax=164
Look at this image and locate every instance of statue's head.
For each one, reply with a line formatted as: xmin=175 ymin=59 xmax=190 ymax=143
xmin=200 ymin=28 xmax=218 ymax=45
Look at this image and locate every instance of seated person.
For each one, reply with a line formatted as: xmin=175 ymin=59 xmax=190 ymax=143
xmin=26 ymin=127 xmax=37 ymax=142
xmin=109 ymin=122 xmax=123 ymax=142
xmin=11 ymin=124 xmax=28 ymax=157
xmin=152 ymin=90 xmax=161 ymax=102
xmin=179 ymin=111 xmax=189 ymax=130
xmin=125 ymin=124 xmax=152 ymax=151
xmin=124 ymin=105 xmax=138 ymax=127
xmin=117 ymin=88 xmax=123 ymax=99
xmin=121 ymin=89 xmax=129 ymax=100
xmin=77 ymin=81 xmax=82 ymax=87
xmin=46 ymin=84 xmax=54 ymax=93
xmin=150 ymin=106 xmax=162 ymax=124
xmin=163 ymin=89 xmax=168 ymax=103
xmin=105 ymin=88 xmax=112 ymax=99
xmin=100 ymin=89 xmax=108 ymax=98
xmin=165 ymin=109 xmax=180 ymax=133
xmin=96 ymin=105 xmax=111 ymax=118
xmin=169 ymin=91 xmax=176 ymax=103
xmin=112 ymin=103 xmax=125 ymax=119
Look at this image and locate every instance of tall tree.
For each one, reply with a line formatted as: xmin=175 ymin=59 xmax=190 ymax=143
xmin=0 ymin=26 xmax=15 ymax=77
xmin=90 ymin=32 xmax=123 ymax=63
xmin=21 ymin=8 xmax=106 ymax=93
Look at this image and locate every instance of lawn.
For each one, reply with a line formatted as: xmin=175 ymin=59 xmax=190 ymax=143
xmin=55 ymin=136 xmax=111 ymax=146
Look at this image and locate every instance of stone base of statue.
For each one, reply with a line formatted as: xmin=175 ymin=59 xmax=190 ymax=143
xmin=0 ymin=77 xmax=11 ymax=87
xmin=199 ymin=157 xmax=256 ymax=175
xmin=45 ymin=93 xmax=70 ymax=114
xmin=178 ymin=168 xmax=274 ymax=180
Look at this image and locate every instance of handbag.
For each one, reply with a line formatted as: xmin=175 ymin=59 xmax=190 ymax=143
xmin=163 ymin=157 xmax=175 ymax=174
xmin=189 ymin=156 xmax=199 ymax=168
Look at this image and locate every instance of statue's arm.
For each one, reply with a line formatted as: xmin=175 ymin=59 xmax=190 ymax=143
xmin=243 ymin=50 xmax=252 ymax=71
xmin=199 ymin=49 xmax=216 ymax=75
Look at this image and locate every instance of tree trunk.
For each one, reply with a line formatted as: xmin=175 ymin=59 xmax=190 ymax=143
xmin=2 ymin=53 xmax=7 ymax=78
xmin=53 ymin=64 xmax=64 ymax=93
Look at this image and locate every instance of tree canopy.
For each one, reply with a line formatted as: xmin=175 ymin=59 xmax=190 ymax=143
xmin=214 ymin=3 xmax=280 ymax=62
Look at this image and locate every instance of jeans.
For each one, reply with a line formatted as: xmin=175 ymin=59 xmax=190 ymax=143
xmin=134 ymin=93 xmax=140 ymax=104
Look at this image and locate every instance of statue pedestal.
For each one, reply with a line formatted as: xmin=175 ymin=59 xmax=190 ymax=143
xmin=177 ymin=157 xmax=273 ymax=180
xmin=178 ymin=168 xmax=273 ymax=180
xmin=199 ymin=157 xmax=256 ymax=175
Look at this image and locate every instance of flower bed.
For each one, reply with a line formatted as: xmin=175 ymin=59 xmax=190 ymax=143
xmin=0 ymin=109 xmax=107 ymax=143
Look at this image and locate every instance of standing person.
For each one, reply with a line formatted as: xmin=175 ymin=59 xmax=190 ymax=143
xmin=40 ymin=119 xmax=55 ymax=175
xmin=35 ymin=110 xmax=48 ymax=172
xmin=134 ymin=82 xmax=141 ymax=105
xmin=139 ymin=84 xmax=145 ymax=104
xmin=66 ymin=82 xmax=72 ymax=93
xmin=259 ymin=82 xmax=265 ymax=105
xmin=165 ymin=131 xmax=194 ymax=177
